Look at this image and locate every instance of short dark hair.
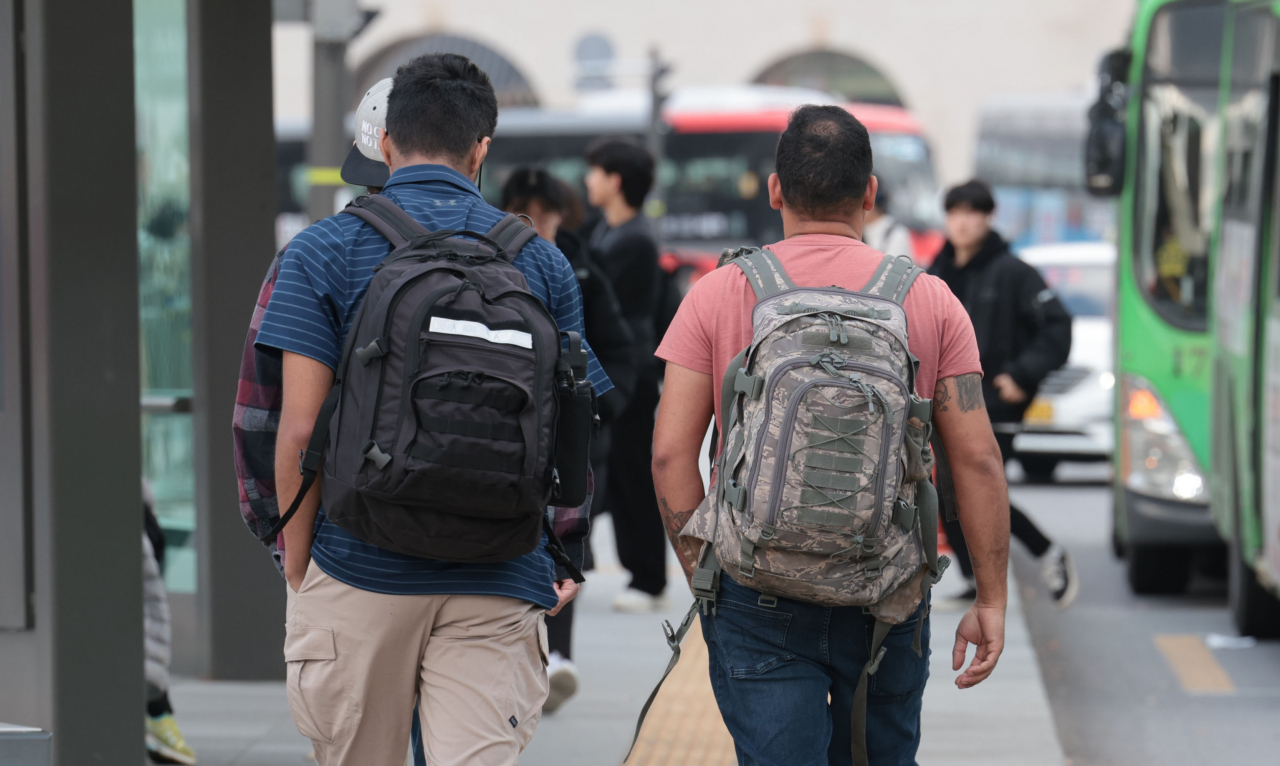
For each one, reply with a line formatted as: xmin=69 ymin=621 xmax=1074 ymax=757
xmin=586 ymin=140 xmax=654 ymax=209
xmin=501 ymin=167 xmax=568 ymax=214
xmin=385 ymin=53 xmax=498 ymax=164
xmin=774 ymin=105 xmax=873 ymax=217
xmin=944 ymin=180 xmax=996 ymax=213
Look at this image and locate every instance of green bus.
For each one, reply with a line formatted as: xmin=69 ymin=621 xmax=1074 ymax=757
xmin=1091 ymin=0 xmax=1280 ymax=631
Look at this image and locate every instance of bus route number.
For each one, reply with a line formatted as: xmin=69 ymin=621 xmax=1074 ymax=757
xmin=1172 ymin=346 xmax=1209 ymax=379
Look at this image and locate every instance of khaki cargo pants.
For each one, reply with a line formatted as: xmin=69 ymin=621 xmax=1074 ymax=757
xmin=284 ymin=561 xmax=549 ymax=766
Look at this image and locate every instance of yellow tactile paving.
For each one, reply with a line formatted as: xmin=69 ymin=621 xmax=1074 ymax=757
xmin=624 ymin=615 xmax=737 ymax=766
xmin=1154 ymin=634 xmax=1236 ymax=694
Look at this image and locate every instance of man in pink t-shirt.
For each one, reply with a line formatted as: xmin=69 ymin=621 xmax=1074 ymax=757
xmin=651 ymin=105 xmax=1010 ymax=765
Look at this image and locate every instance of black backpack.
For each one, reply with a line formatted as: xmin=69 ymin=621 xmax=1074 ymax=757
xmin=262 ymin=195 xmax=590 ymax=578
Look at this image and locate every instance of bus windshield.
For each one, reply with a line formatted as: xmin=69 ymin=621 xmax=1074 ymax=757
xmin=659 ymin=129 xmax=940 ymax=247
xmin=1133 ymin=2 xmax=1225 ymax=330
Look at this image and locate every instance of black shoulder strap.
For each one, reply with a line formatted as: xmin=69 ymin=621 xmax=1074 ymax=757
xmin=342 ymin=194 xmax=430 ymax=248
xmin=258 ymin=382 xmax=342 ymax=545
xmin=486 ymin=213 xmax=539 ymax=262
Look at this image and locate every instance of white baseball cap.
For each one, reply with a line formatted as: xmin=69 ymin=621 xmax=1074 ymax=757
xmin=341 ymin=78 xmax=393 ymax=188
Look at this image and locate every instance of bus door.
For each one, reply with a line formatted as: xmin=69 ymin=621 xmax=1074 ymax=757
xmin=1259 ymin=63 xmax=1280 ymax=586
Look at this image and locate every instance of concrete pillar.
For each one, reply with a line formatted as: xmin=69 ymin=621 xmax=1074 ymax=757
xmin=0 ymin=0 xmax=143 ymax=763
xmin=187 ymin=0 xmax=286 ymax=680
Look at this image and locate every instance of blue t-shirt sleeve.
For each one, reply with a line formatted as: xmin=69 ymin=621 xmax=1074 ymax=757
xmin=255 ymin=218 xmax=349 ymax=370
xmin=528 ymin=239 xmax=613 ymax=395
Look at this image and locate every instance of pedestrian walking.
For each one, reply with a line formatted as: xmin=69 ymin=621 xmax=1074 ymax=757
xmin=142 ymin=480 xmax=198 ymax=765
xmin=240 ymin=53 xmax=608 ymax=766
xmin=501 ymin=168 xmax=637 ymax=712
xmin=927 ymin=179 xmax=1079 ymax=608
xmin=861 ymin=186 xmax=914 ymax=258
xmin=581 ymin=140 xmax=669 ymax=614
xmin=651 ymin=105 xmax=1011 ymax=766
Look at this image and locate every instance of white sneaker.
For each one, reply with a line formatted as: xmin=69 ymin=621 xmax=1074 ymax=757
xmin=543 ymin=651 xmax=579 ymax=713
xmin=1041 ymin=544 xmax=1079 ymax=609
xmin=611 ymin=588 xmax=669 ymax=613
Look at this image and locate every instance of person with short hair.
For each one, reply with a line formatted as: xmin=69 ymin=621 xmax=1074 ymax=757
xmin=582 ymin=140 xmax=670 ymax=613
xmin=861 ymin=185 xmax=914 ymax=258
xmin=501 ymin=168 xmax=637 ymax=712
xmin=254 ymin=53 xmax=609 ymax=766
xmin=928 ymin=179 xmax=1078 ymax=608
xmin=652 ymin=105 xmax=1011 ymax=764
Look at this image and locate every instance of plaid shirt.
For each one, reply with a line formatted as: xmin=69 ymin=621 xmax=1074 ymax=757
xmin=232 ymin=253 xmax=595 ymax=579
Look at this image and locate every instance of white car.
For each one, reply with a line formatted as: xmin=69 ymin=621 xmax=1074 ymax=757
xmin=1011 ymin=242 xmax=1116 ymax=481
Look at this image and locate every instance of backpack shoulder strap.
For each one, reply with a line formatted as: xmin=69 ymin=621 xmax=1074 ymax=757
xmin=342 ymin=194 xmax=430 ymax=249
xmin=861 ymin=253 xmax=923 ymax=306
xmin=726 ymin=246 xmax=796 ymax=301
xmin=486 ymin=214 xmax=539 ymax=262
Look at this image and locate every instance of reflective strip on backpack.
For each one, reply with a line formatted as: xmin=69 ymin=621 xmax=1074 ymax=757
xmin=428 ymin=317 xmax=533 ymax=349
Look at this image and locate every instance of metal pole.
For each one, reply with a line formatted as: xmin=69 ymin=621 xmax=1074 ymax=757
xmin=307 ymin=0 xmax=361 ymax=222
xmin=646 ymin=47 xmax=671 ymax=208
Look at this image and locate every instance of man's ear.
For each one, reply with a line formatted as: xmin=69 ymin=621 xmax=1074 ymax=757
xmin=379 ymin=131 xmax=394 ymax=168
xmin=470 ymin=137 xmax=492 ymax=179
xmin=767 ymin=173 xmax=784 ymax=211
xmin=863 ymin=175 xmax=879 ymax=213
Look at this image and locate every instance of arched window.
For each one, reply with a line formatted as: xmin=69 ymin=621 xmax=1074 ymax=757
xmin=754 ymin=49 xmax=902 ymax=106
xmin=355 ymin=34 xmax=538 ymax=109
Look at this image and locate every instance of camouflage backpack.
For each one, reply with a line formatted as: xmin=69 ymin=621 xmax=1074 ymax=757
xmin=628 ymin=247 xmax=950 ymax=766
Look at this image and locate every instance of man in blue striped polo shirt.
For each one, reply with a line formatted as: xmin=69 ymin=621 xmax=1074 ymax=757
xmin=258 ymin=54 xmax=611 ymax=765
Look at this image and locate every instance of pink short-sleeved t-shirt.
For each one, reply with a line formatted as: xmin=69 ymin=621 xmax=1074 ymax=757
xmin=656 ymin=234 xmax=982 ymax=424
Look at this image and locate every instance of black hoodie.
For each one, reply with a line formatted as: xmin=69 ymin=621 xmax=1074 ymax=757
xmin=928 ymin=230 xmax=1072 ymax=423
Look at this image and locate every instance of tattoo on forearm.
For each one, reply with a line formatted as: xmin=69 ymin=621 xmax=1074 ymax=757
xmin=658 ymin=497 xmax=693 ymax=540
xmin=955 ymin=373 xmax=985 ymax=412
xmin=934 ymin=378 xmax=952 ymax=411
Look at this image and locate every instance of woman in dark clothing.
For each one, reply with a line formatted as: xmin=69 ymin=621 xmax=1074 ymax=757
xmin=502 ymin=168 xmax=636 ymax=712
xmin=928 ymin=180 xmax=1079 ymax=609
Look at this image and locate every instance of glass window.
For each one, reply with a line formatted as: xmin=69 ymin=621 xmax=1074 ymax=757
xmin=1038 ymin=264 xmax=1114 ymax=318
xmin=1134 ymin=2 xmax=1226 ymax=329
xmin=135 ymin=0 xmax=195 ymax=593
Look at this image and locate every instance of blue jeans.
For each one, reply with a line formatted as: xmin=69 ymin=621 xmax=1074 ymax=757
xmin=702 ymin=576 xmax=930 ymax=766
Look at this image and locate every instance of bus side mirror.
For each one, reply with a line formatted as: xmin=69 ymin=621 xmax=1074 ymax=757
xmin=1085 ymin=48 xmax=1132 ymax=197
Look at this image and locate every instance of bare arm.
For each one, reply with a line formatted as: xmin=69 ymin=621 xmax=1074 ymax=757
xmin=932 ymin=372 xmax=1009 ymax=688
xmin=277 ymin=351 xmax=335 ymax=592
xmin=651 ymin=363 xmax=715 ymax=583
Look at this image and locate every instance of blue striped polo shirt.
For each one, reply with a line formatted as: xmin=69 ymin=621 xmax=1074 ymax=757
xmin=256 ymin=164 xmax=611 ymax=608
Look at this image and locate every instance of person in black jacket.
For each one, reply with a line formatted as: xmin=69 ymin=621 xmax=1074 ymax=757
xmin=582 ymin=140 xmax=670 ymax=614
xmin=502 ymin=168 xmax=636 ymax=713
xmin=928 ymin=180 xmax=1079 ymax=608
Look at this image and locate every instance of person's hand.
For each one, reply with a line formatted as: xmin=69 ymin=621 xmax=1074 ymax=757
xmin=992 ymin=373 xmax=1028 ymax=404
xmin=285 ymin=553 xmax=310 ymax=594
xmin=953 ymin=604 xmax=1006 ymax=688
xmin=548 ymin=579 xmax=580 ymax=616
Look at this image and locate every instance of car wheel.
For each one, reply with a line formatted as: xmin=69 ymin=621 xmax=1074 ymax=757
xmin=1127 ymin=544 xmax=1192 ymax=595
xmin=1020 ymin=456 xmax=1059 ymax=484
xmin=1229 ymin=507 xmax=1280 ymax=638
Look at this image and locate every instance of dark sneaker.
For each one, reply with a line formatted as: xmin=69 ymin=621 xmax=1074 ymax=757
xmin=1041 ymin=544 xmax=1079 ymax=609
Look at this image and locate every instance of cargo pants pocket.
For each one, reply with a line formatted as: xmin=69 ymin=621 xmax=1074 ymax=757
xmin=284 ymin=625 xmax=356 ymax=744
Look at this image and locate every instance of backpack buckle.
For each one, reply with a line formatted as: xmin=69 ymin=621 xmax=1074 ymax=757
xmin=355 ymin=337 xmax=388 ymax=366
xmin=734 ymin=368 xmax=764 ymax=399
xmin=863 ymin=556 xmax=885 ymax=579
xmin=362 ymin=440 xmax=392 ymax=470
xmin=724 ymin=480 xmax=747 ymax=510
xmin=893 ymin=499 xmax=918 ymax=530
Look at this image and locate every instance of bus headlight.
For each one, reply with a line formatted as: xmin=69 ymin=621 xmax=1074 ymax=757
xmin=1119 ymin=374 xmax=1207 ymax=504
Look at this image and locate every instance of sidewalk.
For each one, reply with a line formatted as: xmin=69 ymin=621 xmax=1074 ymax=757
xmin=170 ymin=515 xmax=1063 ymax=765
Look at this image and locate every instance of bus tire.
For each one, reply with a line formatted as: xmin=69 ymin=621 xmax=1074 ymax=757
xmin=1127 ymin=544 xmax=1192 ymax=594
xmin=1229 ymin=508 xmax=1280 ymax=638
